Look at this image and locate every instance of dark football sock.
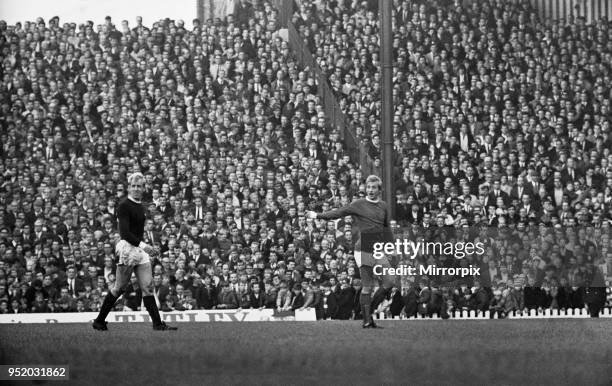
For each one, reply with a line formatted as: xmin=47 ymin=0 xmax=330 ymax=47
xmin=143 ymin=296 xmax=162 ymax=325
xmin=360 ymin=292 xmax=372 ymax=323
xmin=96 ymin=292 xmax=118 ymax=322
xmin=370 ymin=286 xmax=390 ymax=311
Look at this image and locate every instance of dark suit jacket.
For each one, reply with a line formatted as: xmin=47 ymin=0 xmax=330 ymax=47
xmin=528 ymin=182 xmax=542 ymax=195
xmin=395 ymin=7 xmax=411 ymax=25
xmin=478 ymin=195 xmax=493 ymax=212
xmin=479 ymin=143 xmax=495 ymax=155
xmin=469 ymin=288 xmax=490 ymax=311
xmin=266 ymin=209 xmax=285 ymax=223
xmin=520 ymin=204 xmax=538 ymax=217
xmin=200 ymin=236 xmax=220 ymax=253
xmin=248 ymin=291 xmax=266 ymax=308
xmin=192 ymin=205 xmax=206 ymax=221
xmin=124 ymin=283 xmax=143 ymax=311
xmin=194 ymin=254 xmax=212 ymax=267
xmin=195 ymin=285 xmax=217 ymax=309
xmin=353 ymin=287 xmax=362 ymax=319
xmin=489 ymin=190 xmax=510 ymax=206
xmin=395 ymin=204 xmax=409 ymax=225
xmin=406 ymin=210 xmax=423 ymax=224
xmin=402 ymin=287 xmax=419 ymax=317
xmin=3 ymin=210 xmax=15 ymax=230
xmin=510 ymin=185 xmax=533 ymax=201
xmin=181 ymin=185 xmax=193 ymax=201
xmin=62 ymin=278 xmax=85 ymax=297
xmin=32 ymin=231 xmax=52 ymax=246
xmin=143 ymin=230 xmax=160 ymax=246
xmin=241 ymin=40 xmax=257 ymax=59
xmin=336 ymin=287 xmax=355 ymax=320
xmin=568 ymin=287 xmax=585 ymax=309
xmin=555 ymin=287 xmax=570 ymax=309
xmin=523 ymin=286 xmax=545 ymax=309
xmin=217 ymin=289 xmax=239 ymax=309
xmin=561 ymin=169 xmax=581 ymax=185
xmin=321 ymin=291 xmax=338 ymax=319
xmin=449 ymin=169 xmax=465 ymax=183
xmin=465 ymin=176 xmax=479 ymax=193
xmin=389 ymin=290 xmax=404 ymax=317
xmin=154 ymin=284 xmax=171 ymax=304
xmin=291 ymin=292 xmax=305 ymax=310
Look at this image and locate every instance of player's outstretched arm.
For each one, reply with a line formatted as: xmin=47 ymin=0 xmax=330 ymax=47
xmin=306 ymin=204 xmax=355 ymax=221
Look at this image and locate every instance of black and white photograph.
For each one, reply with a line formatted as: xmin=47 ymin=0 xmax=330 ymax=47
xmin=0 ymin=0 xmax=612 ymax=384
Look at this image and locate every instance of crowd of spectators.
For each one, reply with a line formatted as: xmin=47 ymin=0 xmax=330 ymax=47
xmin=0 ymin=0 xmax=611 ymax=319
xmin=0 ymin=0 xmax=358 ymax=316
xmin=291 ymin=0 xmax=612 ymax=315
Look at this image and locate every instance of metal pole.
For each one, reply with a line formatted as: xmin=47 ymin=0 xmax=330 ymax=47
xmin=197 ymin=0 xmax=204 ymax=23
xmin=380 ymin=0 xmax=395 ymax=218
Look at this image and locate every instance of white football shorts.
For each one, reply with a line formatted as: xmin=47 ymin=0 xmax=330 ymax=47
xmin=115 ymin=239 xmax=151 ymax=266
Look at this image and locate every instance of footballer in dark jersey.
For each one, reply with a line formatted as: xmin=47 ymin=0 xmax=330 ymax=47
xmin=93 ymin=172 xmax=176 ymax=331
xmin=307 ymin=175 xmax=396 ymax=328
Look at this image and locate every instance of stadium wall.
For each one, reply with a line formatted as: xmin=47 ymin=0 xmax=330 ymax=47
xmin=2 ymin=308 xmax=609 ymax=323
xmin=0 ymin=309 xmax=317 ymax=323
xmin=0 ymin=0 xmax=198 ymax=25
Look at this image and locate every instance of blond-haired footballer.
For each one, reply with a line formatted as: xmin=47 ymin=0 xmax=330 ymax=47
xmin=307 ymin=175 xmax=395 ymax=328
xmin=93 ymin=173 xmax=176 ymax=331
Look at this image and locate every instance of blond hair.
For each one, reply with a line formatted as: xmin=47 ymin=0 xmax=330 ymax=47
xmin=127 ymin=172 xmax=145 ymax=185
xmin=365 ymin=175 xmax=382 ymax=190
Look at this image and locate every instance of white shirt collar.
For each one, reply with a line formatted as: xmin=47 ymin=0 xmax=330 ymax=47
xmin=128 ymin=196 xmax=142 ymax=204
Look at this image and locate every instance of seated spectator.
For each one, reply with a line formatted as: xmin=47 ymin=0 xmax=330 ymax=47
xmin=276 ymin=281 xmax=293 ymax=311
xmin=216 ymin=282 xmax=239 ymax=309
xmin=401 ymin=282 xmax=419 ymax=318
xmin=161 ymin=298 xmax=177 ymax=313
xmin=195 ymin=276 xmax=217 ymax=310
xmin=177 ymin=288 xmax=197 ymax=311
xmin=55 ymin=288 xmax=77 ymax=313
xmin=0 ymin=300 xmax=10 ymax=314
xmin=524 ymin=276 xmax=546 ymax=310
xmin=246 ymin=282 xmax=266 ymax=309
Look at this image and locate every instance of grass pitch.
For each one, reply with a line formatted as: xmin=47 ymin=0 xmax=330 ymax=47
xmin=1 ymin=319 xmax=611 ymax=385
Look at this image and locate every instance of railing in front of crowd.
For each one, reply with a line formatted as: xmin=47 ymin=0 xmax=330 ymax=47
xmin=375 ymin=306 xmax=612 ymax=320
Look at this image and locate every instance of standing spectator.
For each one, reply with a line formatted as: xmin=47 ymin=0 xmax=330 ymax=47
xmin=319 ymin=281 xmax=338 ymax=319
